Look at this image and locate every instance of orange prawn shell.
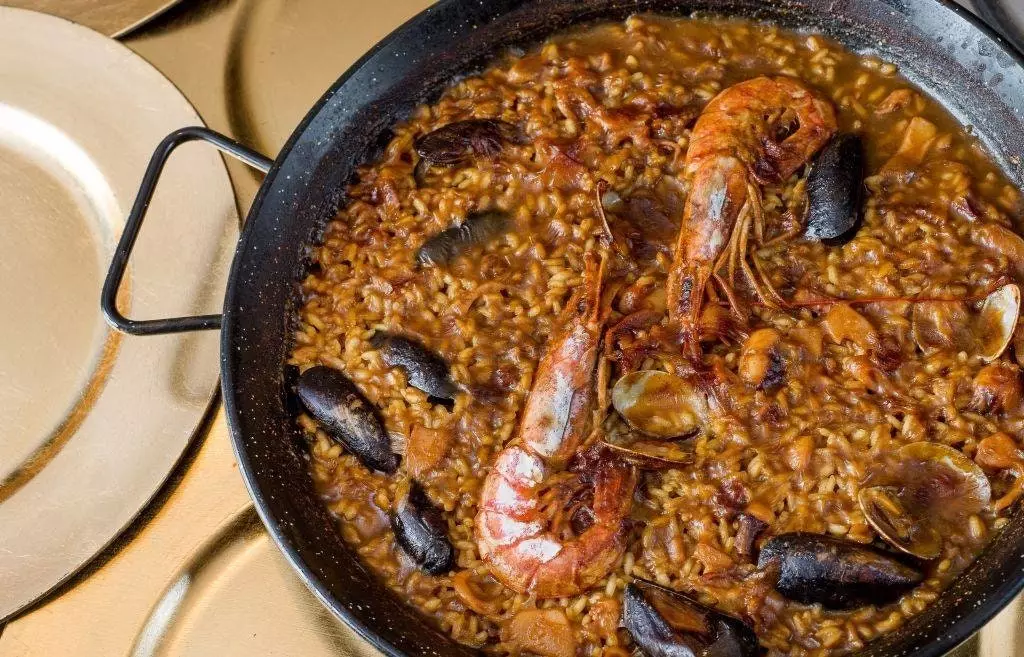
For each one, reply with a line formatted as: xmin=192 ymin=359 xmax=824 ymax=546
xmin=667 ymin=76 xmax=838 ymax=336
xmin=475 ymin=251 xmax=637 ymax=599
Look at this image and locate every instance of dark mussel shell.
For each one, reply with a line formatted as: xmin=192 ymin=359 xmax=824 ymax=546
xmin=622 ymin=580 xmax=759 ymax=657
xmin=804 ymin=133 xmax=865 ymax=246
xmin=295 ymin=366 xmax=399 ymax=473
xmin=414 ymin=118 xmax=519 ymax=167
xmin=757 ymin=532 xmax=922 ymax=609
xmin=416 ymin=210 xmax=511 ymax=267
xmin=392 ymin=481 xmax=455 ymax=575
xmin=371 ymin=332 xmax=460 ymax=402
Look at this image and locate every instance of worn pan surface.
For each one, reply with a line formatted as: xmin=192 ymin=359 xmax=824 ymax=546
xmin=139 ymin=0 xmax=1024 ymax=655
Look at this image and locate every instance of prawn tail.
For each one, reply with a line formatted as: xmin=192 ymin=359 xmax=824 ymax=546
xmin=477 ymin=451 xmax=637 ymax=599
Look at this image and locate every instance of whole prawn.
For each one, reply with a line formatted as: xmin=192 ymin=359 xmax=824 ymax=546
xmin=476 ymin=251 xmax=637 ymax=599
xmin=667 ymin=76 xmax=837 ymax=353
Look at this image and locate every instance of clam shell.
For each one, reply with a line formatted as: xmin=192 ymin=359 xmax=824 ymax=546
xmin=859 ymin=442 xmax=990 ymax=558
xmin=858 ymin=486 xmax=942 ymax=559
xmin=611 ymin=370 xmax=708 ymax=438
xmin=910 ymin=283 xmax=1020 ymax=362
xmin=898 ymin=442 xmax=991 ymax=509
xmin=978 ymin=283 xmax=1020 ymax=362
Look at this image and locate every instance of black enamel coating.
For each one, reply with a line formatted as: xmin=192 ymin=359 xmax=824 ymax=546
xmin=217 ymin=1 xmax=1024 ymax=656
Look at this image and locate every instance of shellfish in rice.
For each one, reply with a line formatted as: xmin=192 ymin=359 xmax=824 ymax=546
xmin=611 ymin=370 xmax=710 ymax=439
xmin=911 ymin=283 xmax=1020 ymax=361
xmin=804 ymin=133 xmax=866 ymax=245
xmin=295 ymin=366 xmax=399 ymax=473
xmin=414 ymin=118 xmax=520 ymax=169
xmin=371 ymin=332 xmax=461 ymax=403
xmin=622 ymin=579 xmax=759 ymax=657
xmin=757 ymin=532 xmax=922 ymax=609
xmin=392 ymin=480 xmax=455 ymax=575
xmin=858 ymin=442 xmax=991 ymax=559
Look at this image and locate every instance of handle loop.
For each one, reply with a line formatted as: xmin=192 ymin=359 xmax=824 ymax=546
xmin=101 ymin=126 xmax=273 ymax=336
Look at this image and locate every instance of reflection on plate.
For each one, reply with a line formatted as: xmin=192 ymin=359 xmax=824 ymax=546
xmin=222 ymin=0 xmax=433 ymax=157
xmin=0 ymin=7 xmax=237 ymax=622
xmin=2 ymin=0 xmax=186 ymax=37
xmin=130 ymin=508 xmax=378 ymax=657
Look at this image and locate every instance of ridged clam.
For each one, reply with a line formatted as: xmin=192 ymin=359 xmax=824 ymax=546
xmin=858 ymin=442 xmax=991 ymax=559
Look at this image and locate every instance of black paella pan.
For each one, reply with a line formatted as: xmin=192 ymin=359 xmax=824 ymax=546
xmin=102 ymin=1 xmax=1024 ymax=655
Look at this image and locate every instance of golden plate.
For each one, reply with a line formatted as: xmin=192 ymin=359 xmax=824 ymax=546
xmin=0 ymin=6 xmax=236 ymax=622
xmin=1 ymin=0 xmax=186 ymax=37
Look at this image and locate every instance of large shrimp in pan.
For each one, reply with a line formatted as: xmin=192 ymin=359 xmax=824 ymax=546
xmin=667 ymin=76 xmax=837 ymax=353
xmin=475 ymin=251 xmax=637 ymax=599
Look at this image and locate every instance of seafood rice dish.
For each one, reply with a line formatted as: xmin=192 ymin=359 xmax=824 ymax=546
xmin=288 ymin=15 xmax=1024 ymax=657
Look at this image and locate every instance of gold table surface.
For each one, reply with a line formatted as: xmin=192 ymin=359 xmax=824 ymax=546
xmin=0 ymin=0 xmax=1021 ymax=654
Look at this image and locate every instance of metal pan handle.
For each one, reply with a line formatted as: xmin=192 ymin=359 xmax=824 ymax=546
xmin=101 ymin=126 xmax=274 ymax=336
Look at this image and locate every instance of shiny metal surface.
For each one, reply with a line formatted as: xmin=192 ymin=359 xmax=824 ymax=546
xmin=2 ymin=0 xmax=1023 ymax=655
xmin=129 ymin=507 xmax=379 ymax=657
xmin=0 ymin=0 xmax=186 ymax=37
xmin=0 ymin=416 xmax=380 ymax=657
xmin=0 ymin=6 xmax=235 ymax=623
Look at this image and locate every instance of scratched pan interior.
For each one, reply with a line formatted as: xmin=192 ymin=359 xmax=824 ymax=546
xmin=220 ymin=1 xmax=1024 ymax=656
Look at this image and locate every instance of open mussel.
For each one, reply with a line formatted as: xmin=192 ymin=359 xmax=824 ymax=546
xmin=622 ymin=579 xmax=759 ymax=657
xmin=911 ymin=283 xmax=1020 ymax=361
xmin=415 ymin=118 xmax=519 ymax=169
xmin=416 ymin=210 xmax=511 ymax=267
xmin=371 ymin=332 xmax=459 ymax=403
xmin=858 ymin=442 xmax=991 ymax=559
xmin=804 ymin=133 xmax=865 ymax=245
xmin=392 ymin=481 xmax=455 ymax=575
xmin=295 ymin=366 xmax=399 ymax=473
xmin=757 ymin=532 xmax=922 ymax=609
xmin=611 ymin=370 xmax=709 ymax=439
